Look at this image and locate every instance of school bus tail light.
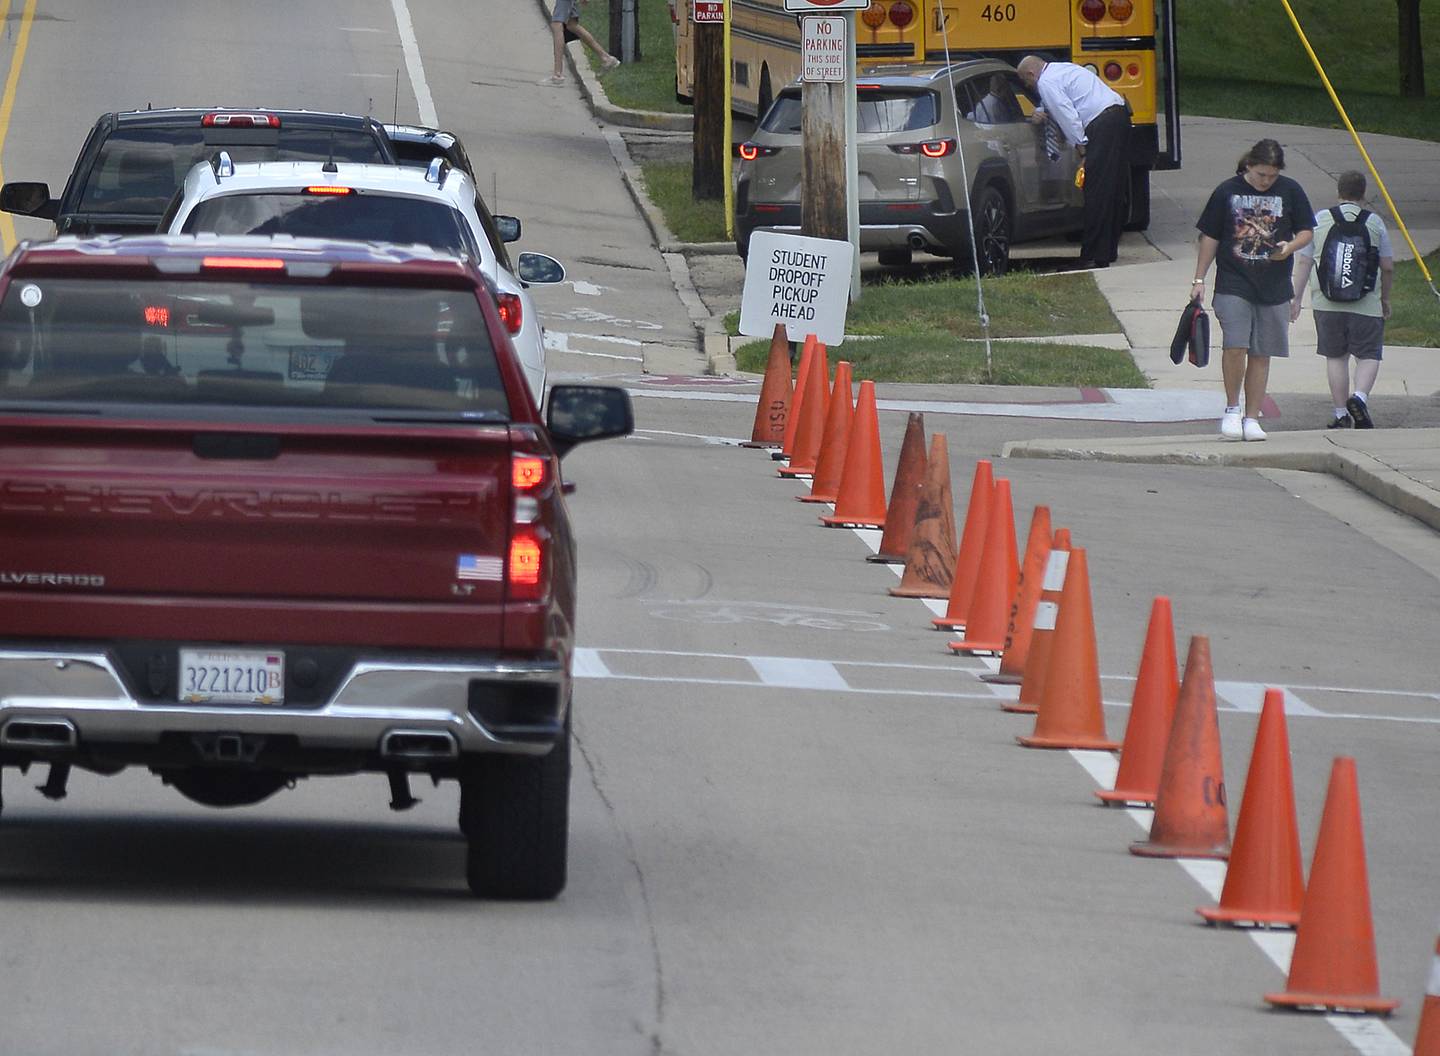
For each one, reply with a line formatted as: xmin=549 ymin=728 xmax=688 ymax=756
xmin=1103 ymin=61 xmax=1124 ymax=81
xmin=861 ymin=1 xmax=887 ymax=27
xmin=887 ymin=0 xmax=913 ymax=27
xmin=1079 ymin=0 xmax=1105 ymax=21
xmin=1108 ymin=0 xmax=1134 ymax=18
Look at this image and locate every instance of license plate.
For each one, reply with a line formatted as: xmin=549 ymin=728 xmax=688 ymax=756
xmin=178 ymin=650 xmax=285 ymax=705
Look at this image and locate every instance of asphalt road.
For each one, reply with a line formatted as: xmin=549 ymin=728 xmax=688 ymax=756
xmin=0 ymin=4 xmax=1437 ymax=1055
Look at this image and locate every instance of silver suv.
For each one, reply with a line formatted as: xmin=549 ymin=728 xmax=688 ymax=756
xmin=735 ymin=60 xmax=1084 ymax=275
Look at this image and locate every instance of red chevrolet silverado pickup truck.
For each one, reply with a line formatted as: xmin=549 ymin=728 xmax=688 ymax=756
xmin=0 ymin=234 xmax=631 ymax=899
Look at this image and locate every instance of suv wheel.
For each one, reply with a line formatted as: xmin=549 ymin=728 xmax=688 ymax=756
xmin=973 ymin=185 xmax=1011 ymax=277
xmin=459 ymin=722 xmax=570 ymax=900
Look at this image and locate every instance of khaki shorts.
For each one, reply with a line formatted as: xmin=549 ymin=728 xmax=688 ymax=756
xmin=1314 ymin=310 xmax=1384 ymax=361
xmin=1212 ymin=294 xmax=1290 ymax=358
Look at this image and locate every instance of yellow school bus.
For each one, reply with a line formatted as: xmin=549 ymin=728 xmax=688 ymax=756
xmin=673 ymin=0 xmax=1179 ymax=226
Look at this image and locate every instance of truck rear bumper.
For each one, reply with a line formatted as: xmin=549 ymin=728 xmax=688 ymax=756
xmin=0 ymin=649 xmax=568 ymax=762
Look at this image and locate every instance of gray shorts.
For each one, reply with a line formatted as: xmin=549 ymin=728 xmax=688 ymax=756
xmin=551 ymin=0 xmax=581 ymax=21
xmin=1314 ymin=310 xmax=1384 ymax=361
xmin=1212 ymin=294 xmax=1290 ymax=358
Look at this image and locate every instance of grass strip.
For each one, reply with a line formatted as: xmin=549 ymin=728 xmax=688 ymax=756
xmin=637 ymin=160 xmax=728 ymax=243
xmin=578 ymin=0 xmax=687 ymax=113
xmin=734 ymin=335 xmax=1148 ymax=387
xmin=1380 ymin=250 xmax=1440 ymax=347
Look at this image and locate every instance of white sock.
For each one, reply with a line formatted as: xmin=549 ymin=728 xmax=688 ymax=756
xmin=1335 ymin=407 xmax=1348 ymax=418
xmin=1351 ymin=391 xmax=1367 ymax=404
xmin=1225 ymin=405 xmax=1241 ymax=415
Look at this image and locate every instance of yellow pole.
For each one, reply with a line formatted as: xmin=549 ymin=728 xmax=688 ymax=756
xmin=1278 ymin=0 xmax=1439 ymax=299
xmin=722 ymin=0 xmax=734 ymax=239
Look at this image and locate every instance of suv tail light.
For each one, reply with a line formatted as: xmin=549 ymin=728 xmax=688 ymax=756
xmin=887 ymin=0 xmax=913 ymax=26
xmin=304 ymin=185 xmax=354 ymax=196
xmin=737 ymin=142 xmax=780 ymax=161
xmin=889 ymin=139 xmax=956 ymax=157
xmin=202 ymin=112 xmax=281 ymax=128
xmin=496 ymin=292 xmax=523 ymax=335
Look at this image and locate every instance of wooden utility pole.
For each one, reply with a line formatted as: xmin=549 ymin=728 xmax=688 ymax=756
xmin=1398 ymin=0 xmax=1425 ymax=97
xmin=692 ymin=19 xmax=725 ymax=199
xmin=800 ymin=79 xmax=846 ymax=241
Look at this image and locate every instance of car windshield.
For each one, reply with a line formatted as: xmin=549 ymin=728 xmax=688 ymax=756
xmin=760 ymin=89 xmax=939 ymax=134
xmin=181 ymin=193 xmax=476 ymax=256
xmin=0 ymin=277 xmax=509 ymax=418
xmin=78 ymin=127 xmax=387 ymax=215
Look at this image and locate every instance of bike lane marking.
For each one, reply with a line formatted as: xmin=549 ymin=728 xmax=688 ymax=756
xmin=748 ymin=657 xmax=848 ymax=690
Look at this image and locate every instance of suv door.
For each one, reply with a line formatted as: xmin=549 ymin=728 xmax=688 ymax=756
xmin=959 ymin=71 xmax=1078 ymax=228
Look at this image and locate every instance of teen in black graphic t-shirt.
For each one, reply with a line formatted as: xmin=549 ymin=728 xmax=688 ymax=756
xmin=1190 ymin=139 xmax=1315 ymax=443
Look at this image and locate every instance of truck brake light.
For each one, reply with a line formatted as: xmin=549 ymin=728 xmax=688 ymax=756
xmin=304 ymin=185 xmax=354 ymax=196
xmin=508 ymin=531 xmax=543 ymax=595
xmin=512 ymin=455 xmax=548 ymax=491
xmin=201 ymin=256 xmax=286 ymax=270
xmin=202 ymin=112 xmax=281 ymax=128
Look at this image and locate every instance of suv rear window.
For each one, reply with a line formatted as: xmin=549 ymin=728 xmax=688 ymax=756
xmin=0 ymin=278 xmax=508 ymax=418
xmin=78 ymin=128 xmax=388 ymax=215
xmin=760 ymin=89 xmax=939 ymax=134
xmin=181 ymin=193 xmax=479 ymax=258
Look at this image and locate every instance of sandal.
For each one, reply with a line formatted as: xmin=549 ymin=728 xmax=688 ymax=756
xmin=538 ymin=74 xmax=566 ymax=85
xmin=601 ymin=55 xmax=621 ymax=70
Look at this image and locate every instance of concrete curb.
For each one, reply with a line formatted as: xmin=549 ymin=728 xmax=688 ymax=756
xmin=1001 ymin=433 xmax=1440 ymax=534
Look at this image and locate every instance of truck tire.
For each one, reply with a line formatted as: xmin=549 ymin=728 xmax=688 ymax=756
xmin=1125 ymin=165 xmax=1151 ymax=232
xmin=460 ymin=724 xmax=570 ymax=900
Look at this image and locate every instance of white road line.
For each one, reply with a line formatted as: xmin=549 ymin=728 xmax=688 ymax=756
xmin=748 ymin=657 xmax=848 ymax=690
xmin=1215 ymin=681 xmax=1326 ymax=717
xmin=573 ymin=648 xmax=611 ymax=679
xmin=634 ymin=428 xmax=744 ymax=445
xmin=388 ymin=0 xmax=437 ymax=126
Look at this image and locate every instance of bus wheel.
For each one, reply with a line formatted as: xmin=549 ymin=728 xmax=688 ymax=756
xmin=757 ymin=69 xmax=773 ymax=121
xmin=1124 ymin=166 xmax=1151 ymax=231
xmin=972 ymin=185 xmax=1012 ymax=277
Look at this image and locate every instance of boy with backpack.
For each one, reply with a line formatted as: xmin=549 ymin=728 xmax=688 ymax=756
xmin=1291 ymin=170 xmax=1393 ymax=428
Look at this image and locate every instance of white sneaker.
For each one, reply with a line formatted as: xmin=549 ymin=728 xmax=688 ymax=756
xmin=1219 ymin=410 xmax=1243 ymax=440
xmin=1242 ymin=417 xmax=1267 ymax=441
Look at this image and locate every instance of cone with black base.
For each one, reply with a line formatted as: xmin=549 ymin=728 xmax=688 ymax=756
xmin=799 ymin=361 xmax=853 ymax=503
xmin=1130 ymin=635 xmax=1230 ymax=860
xmin=1265 ymin=757 xmax=1399 ymax=1014
xmin=1016 ymin=548 xmax=1119 ymax=751
xmin=868 ymin=412 xmax=926 ymax=562
xmin=982 ymin=505 xmax=1052 ymax=684
xmin=822 ymin=380 xmax=887 ymax=528
xmin=778 ymin=341 xmax=829 ymax=478
xmin=744 ymin=324 xmax=792 ymax=448
xmin=889 ymin=433 xmax=956 ymax=599
xmin=1002 ymin=528 xmax=1071 ymax=714
xmin=931 ymin=461 xmax=993 ymax=630
xmin=1197 ymin=687 xmax=1303 ymax=927
xmin=1096 ymin=597 xmax=1179 ymax=806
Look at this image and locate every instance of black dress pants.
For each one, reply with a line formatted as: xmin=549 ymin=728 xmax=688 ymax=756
xmin=1081 ymin=105 xmax=1132 ymax=265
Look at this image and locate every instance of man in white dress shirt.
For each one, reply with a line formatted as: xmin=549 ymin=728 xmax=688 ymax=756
xmin=1017 ymin=55 xmax=1132 ymax=269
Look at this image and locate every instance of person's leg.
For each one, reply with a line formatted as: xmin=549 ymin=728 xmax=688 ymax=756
xmin=1326 ymin=356 xmax=1351 ymax=407
xmin=1240 ymin=301 xmax=1288 ymax=438
xmin=1078 ymin=109 xmax=1125 ymax=265
xmin=1221 ymin=347 xmax=1246 ymax=408
xmin=1353 ymin=357 xmax=1380 ymax=394
xmin=568 ymin=20 xmax=617 ymax=64
xmin=1242 ymin=355 xmax=1271 ymax=419
xmin=549 ymin=21 xmax=566 ymax=79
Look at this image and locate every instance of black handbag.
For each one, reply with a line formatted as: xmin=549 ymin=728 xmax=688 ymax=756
xmin=1170 ymin=301 xmax=1210 ymax=368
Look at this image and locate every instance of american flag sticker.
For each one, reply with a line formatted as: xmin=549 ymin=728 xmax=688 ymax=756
xmin=456 ymin=554 xmax=503 ymax=582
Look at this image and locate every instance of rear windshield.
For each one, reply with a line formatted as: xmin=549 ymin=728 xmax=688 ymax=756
xmin=760 ymin=90 xmax=939 ymax=134
xmin=0 ymin=277 xmax=508 ymax=419
xmin=181 ymin=193 xmax=478 ymax=257
xmin=78 ymin=127 xmax=388 ymax=215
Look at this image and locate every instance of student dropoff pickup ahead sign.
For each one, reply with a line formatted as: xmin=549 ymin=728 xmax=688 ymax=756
xmin=739 ymin=230 xmax=854 ymax=346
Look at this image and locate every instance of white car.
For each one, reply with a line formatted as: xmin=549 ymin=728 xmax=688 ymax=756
xmin=163 ymin=155 xmax=562 ymax=404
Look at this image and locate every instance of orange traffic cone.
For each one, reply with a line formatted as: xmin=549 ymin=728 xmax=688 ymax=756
xmin=1096 ymin=597 xmax=1180 ymax=806
xmin=932 ymin=461 xmax=993 ymax=630
xmin=779 ymin=341 xmax=829 ymax=478
xmin=1413 ymin=930 xmax=1440 ymax=1054
xmin=1265 ymin=757 xmax=1399 ymax=1014
xmin=1131 ymin=635 xmax=1229 ymax=860
xmin=799 ymin=361 xmax=853 ymax=503
xmin=868 ymin=412 xmax=927 ymax=562
xmin=1016 ymin=548 xmax=1119 ymax=751
xmin=822 ymin=380 xmax=888 ymax=528
xmin=889 ymin=433 xmax=957 ymax=599
xmin=1197 ymin=688 xmax=1303 ymax=927
xmin=744 ymin=324 xmax=792 ymax=448
xmin=778 ymin=335 xmax=817 ymax=462
xmin=982 ymin=505 xmax=1052 ymax=684
xmin=1002 ymin=527 xmax=1071 ymax=713
xmin=946 ymin=478 xmax=1019 ymax=654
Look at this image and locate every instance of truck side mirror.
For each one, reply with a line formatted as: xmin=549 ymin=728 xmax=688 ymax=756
xmin=1 ymin=182 xmax=57 ymax=220
xmin=546 ymin=385 xmax=633 ymax=456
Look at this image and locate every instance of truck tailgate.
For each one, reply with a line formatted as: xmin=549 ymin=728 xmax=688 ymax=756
xmin=0 ymin=417 xmax=515 ymax=649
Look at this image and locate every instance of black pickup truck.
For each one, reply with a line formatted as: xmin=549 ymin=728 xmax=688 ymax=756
xmin=0 ymin=107 xmax=397 ymax=237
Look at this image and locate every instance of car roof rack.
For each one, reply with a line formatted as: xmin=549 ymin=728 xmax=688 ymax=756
xmin=425 ymin=157 xmax=451 ymax=186
xmin=210 ymin=150 xmax=235 ymax=179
